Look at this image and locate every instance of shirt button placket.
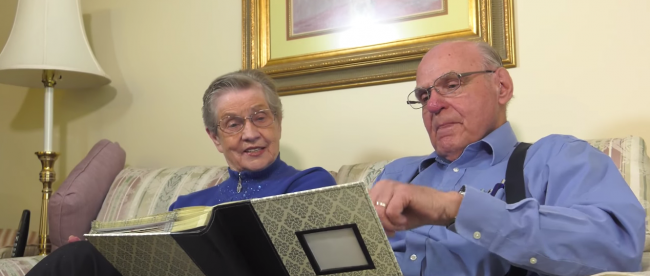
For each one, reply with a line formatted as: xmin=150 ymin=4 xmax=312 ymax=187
xmin=446 ymin=167 xmax=464 ymax=191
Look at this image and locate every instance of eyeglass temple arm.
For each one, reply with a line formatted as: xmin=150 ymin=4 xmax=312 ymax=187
xmin=459 ymin=70 xmax=496 ymax=77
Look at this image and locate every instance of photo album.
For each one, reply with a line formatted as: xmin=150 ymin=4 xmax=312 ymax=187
xmin=85 ymin=182 xmax=403 ymax=276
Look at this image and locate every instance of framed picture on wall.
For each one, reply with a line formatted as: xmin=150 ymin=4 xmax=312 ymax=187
xmin=242 ymin=0 xmax=516 ymax=96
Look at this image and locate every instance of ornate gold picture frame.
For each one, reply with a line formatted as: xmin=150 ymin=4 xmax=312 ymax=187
xmin=242 ymin=0 xmax=516 ymax=96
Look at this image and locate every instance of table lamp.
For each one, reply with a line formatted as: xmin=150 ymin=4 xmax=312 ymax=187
xmin=0 ymin=0 xmax=111 ymax=255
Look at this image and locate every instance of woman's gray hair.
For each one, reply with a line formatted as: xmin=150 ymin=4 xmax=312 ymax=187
xmin=202 ymin=69 xmax=283 ymax=134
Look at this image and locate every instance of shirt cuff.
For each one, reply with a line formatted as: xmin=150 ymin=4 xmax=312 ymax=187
xmin=453 ymin=186 xmax=508 ymax=247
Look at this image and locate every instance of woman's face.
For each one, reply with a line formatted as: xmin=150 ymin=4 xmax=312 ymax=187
xmin=207 ymin=86 xmax=281 ymax=172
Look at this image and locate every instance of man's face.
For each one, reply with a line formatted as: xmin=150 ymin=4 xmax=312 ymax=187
xmin=416 ymin=42 xmax=511 ymax=161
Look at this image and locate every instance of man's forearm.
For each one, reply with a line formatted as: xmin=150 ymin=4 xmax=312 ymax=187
xmin=453 ymin=186 xmax=644 ymax=275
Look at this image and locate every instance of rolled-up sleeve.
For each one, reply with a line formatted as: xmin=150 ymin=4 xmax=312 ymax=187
xmin=454 ymin=138 xmax=645 ymax=276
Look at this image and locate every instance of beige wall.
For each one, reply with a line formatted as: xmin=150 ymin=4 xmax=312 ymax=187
xmin=0 ymin=0 xmax=649 ymax=232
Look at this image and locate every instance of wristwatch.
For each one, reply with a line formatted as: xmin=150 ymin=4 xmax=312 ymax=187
xmin=458 ymin=185 xmax=466 ymax=196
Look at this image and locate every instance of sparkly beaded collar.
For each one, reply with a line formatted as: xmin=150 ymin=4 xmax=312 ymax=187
xmin=226 ymin=154 xmax=286 ymax=180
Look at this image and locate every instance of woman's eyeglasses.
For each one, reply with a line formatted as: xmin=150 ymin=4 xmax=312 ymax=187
xmin=217 ymin=109 xmax=276 ymax=134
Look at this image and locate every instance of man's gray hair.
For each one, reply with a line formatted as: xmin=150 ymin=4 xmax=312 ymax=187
xmin=473 ymin=40 xmax=504 ymax=70
xmin=470 ymin=40 xmax=512 ymax=102
xmin=202 ymin=69 xmax=283 ymax=134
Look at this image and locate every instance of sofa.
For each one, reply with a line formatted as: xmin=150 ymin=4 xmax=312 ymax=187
xmin=0 ymin=136 xmax=648 ymax=276
xmin=0 ymin=229 xmax=38 ymax=259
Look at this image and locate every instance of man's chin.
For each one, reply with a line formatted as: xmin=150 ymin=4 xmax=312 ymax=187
xmin=433 ymin=135 xmax=457 ymax=148
xmin=432 ymin=139 xmax=463 ymax=160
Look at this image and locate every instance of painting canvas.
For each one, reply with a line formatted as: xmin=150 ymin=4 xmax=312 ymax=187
xmin=288 ymin=0 xmax=447 ymax=39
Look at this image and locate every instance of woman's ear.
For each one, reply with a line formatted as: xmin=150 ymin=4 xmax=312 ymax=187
xmin=277 ymin=116 xmax=282 ymax=140
xmin=206 ymin=128 xmax=225 ymax=153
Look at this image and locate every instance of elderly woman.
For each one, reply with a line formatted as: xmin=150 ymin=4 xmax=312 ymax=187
xmin=26 ymin=69 xmax=337 ymax=276
xmin=170 ymin=69 xmax=336 ymax=209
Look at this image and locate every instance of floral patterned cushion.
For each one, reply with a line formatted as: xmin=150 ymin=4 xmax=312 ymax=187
xmin=0 ymin=229 xmax=39 ymax=259
xmin=335 ymin=160 xmax=394 ymax=189
xmin=0 ymin=256 xmax=44 ymax=276
xmin=95 ymin=166 xmax=229 ymax=222
xmin=586 ymin=136 xmax=649 ymax=213
xmin=96 ymin=165 xmax=371 ymax=223
xmin=586 ymin=136 xmax=650 ymax=251
xmin=0 ymin=245 xmax=39 ymax=259
xmin=0 ymin=229 xmax=38 ymax=249
xmin=92 ymin=136 xmax=650 ymax=252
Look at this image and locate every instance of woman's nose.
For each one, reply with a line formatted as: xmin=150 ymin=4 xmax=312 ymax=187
xmin=241 ymin=120 xmax=261 ymax=141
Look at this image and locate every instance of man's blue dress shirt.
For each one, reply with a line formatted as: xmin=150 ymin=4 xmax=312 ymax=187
xmin=376 ymin=122 xmax=645 ymax=276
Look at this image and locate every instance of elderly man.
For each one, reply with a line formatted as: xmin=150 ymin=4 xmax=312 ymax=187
xmin=370 ymin=40 xmax=645 ymax=276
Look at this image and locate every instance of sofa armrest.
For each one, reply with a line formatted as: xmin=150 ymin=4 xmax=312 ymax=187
xmin=0 ymin=245 xmax=40 ymax=259
xmin=0 ymin=246 xmax=9 ymax=259
xmin=0 ymin=256 xmax=45 ymax=275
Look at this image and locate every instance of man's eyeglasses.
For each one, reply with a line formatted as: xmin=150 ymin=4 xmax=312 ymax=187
xmin=406 ymin=70 xmax=495 ymax=109
xmin=217 ymin=109 xmax=276 ymax=134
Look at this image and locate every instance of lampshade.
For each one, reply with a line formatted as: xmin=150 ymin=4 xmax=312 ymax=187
xmin=0 ymin=0 xmax=111 ymax=89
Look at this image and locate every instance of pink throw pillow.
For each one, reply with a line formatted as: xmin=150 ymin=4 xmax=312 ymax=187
xmin=48 ymin=139 xmax=126 ymax=251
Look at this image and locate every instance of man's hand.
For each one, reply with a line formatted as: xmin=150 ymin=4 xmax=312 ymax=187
xmin=369 ymin=179 xmax=464 ymax=236
xmin=68 ymin=235 xmax=82 ymax=243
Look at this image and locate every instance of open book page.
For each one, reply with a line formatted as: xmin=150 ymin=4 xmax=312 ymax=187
xmin=89 ymin=205 xmax=215 ymax=234
xmin=89 ymin=211 xmax=178 ymax=234
xmin=88 ymin=197 xmax=252 ymax=234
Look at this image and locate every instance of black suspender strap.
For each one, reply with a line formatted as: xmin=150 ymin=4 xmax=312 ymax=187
xmin=503 ymin=142 xmax=532 ymax=276
xmin=505 ymin=142 xmax=532 ymax=204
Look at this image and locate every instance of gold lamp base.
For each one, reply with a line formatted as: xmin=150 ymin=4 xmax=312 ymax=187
xmin=35 ymin=151 xmax=58 ymax=256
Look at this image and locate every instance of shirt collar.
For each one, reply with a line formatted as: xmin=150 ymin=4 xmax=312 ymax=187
xmin=418 ymin=121 xmax=519 ymax=171
xmin=481 ymin=121 xmax=519 ymax=165
xmin=227 ymin=154 xmax=286 ymax=180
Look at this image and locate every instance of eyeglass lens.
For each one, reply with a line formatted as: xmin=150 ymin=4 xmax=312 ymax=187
xmin=407 ymin=72 xmax=462 ymax=109
xmin=219 ymin=110 xmax=274 ymax=134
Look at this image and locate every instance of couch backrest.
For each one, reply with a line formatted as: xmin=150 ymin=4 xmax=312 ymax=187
xmin=587 ymin=136 xmax=650 ymax=234
xmin=96 ymin=166 xmax=228 ymax=222
xmin=95 ymin=136 xmax=650 ymax=235
xmin=94 ymin=162 xmax=394 ymax=223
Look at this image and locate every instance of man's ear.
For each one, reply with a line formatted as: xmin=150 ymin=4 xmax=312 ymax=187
xmin=206 ymin=128 xmax=225 ymax=153
xmin=495 ymin=67 xmax=513 ymax=105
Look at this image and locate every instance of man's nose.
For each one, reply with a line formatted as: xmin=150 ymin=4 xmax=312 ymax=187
xmin=425 ymin=92 xmax=447 ymax=115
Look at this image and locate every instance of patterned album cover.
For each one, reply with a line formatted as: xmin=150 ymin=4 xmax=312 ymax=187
xmin=86 ymin=182 xmax=402 ymax=276
xmin=87 ymin=233 xmax=204 ymax=276
xmin=251 ymin=182 xmax=402 ymax=276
